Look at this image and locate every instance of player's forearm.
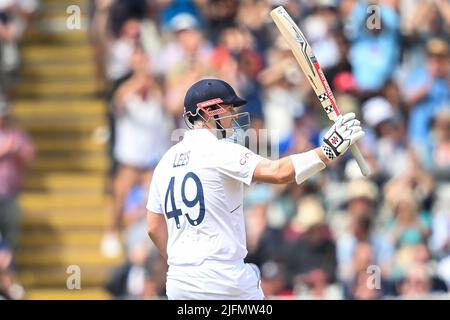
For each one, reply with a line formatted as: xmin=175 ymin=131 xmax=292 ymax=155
xmin=253 ymin=149 xmax=327 ymax=185
xmin=253 ymin=157 xmax=296 ymax=184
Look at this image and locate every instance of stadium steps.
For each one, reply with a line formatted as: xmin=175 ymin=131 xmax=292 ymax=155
xmin=31 ymin=156 xmax=109 ymax=172
xmin=13 ymin=0 xmax=121 ymax=300
xmin=20 ymin=63 xmax=94 ymax=79
xmin=22 ymin=30 xmax=88 ymax=45
xmin=15 ymin=80 xmax=98 ymax=98
xmin=25 ymin=289 xmax=112 ymax=300
xmin=16 ymin=247 xmax=122 ymax=268
xmin=20 ymin=118 xmax=106 ymax=133
xmin=20 ymin=193 xmax=108 ymax=210
xmin=21 ymin=46 xmax=91 ymax=62
xmin=20 ymin=229 xmax=106 ymax=247
xmin=19 ymin=266 xmax=109 ymax=288
xmin=30 ymin=140 xmax=107 ymax=153
xmin=25 ymin=173 xmax=107 ymax=192
xmin=13 ymin=100 xmax=105 ymax=116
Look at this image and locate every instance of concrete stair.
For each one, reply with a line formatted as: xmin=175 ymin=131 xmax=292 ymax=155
xmin=22 ymin=30 xmax=88 ymax=45
xmin=15 ymin=80 xmax=98 ymax=97
xmin=17 ymin=247 xmax=122 ymax=268
xmin=20 ymin=63 xmax=94 ymax=79
xmin=21 ymin=46 xmax=91 ymax=62
xmin=13 ymin=0 xmax=121 ymax=300
xmin=19 ymin=266 xmax=110 ymax=288
xmin=25 ymin=289 xmax=111 ymax=300
xmin=25 ymin=174 xmax=106 ymax=192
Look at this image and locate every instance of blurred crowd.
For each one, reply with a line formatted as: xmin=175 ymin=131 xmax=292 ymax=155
xmin=0 ymin=0 xmax=36 ymax=300
xmin=94 ymin=0 xmax=449 ymax=300
xmin=1 ymin=0 xmax=449 ymax=300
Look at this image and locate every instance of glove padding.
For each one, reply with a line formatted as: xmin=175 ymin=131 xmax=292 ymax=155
xmin=321 ymin=112 xmax=365 ymax=161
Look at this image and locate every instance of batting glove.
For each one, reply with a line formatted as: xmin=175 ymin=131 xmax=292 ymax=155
xmin=321 ymin=112 xmax=365 ymax=161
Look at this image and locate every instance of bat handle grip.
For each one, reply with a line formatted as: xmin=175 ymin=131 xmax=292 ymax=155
xmin=350 ymin=144 xmax=371 ymax=177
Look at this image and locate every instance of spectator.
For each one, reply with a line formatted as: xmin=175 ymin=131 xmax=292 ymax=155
xmin=0 ymin=98 xmax=34 ymax=252
xmin=258 ymin=36 xmax=311 ymax=156
xmin=285 ymin=196 xmax=337 ymax=293
xmin=157 ymin=13 xmax=213 ymax=125
xmin=344 ymin=242 xmax=386 ymax=299
xmin=348 ymin=270 xmax=383 ymax=300
xmin=347 ymin=0 xmax=400 ymax=93
xmin=392 ymin=243 xmax=448 ymax=294
xmin=245 ymin=190 xmax=286 ymax=268
xmin=89 ymin=0 xmax=115 ymax=94
xmin=337 ymin=212 xmax=394 ymax=283
xmin=302 ymin=1 xmax=341 ymax=71
xmin=101 ymin=47 xmax=174 ymax=258
xmin=14 ymin=0 xmax=447 ymax=300
xmin=197 ymin=0 xmax=239 ymax=43
xmin=330 ymin=178 xmax=379 ymax=238
xmin=0 ymin=238 xmax=24 ymax=300
xmin=398 ymin=263 xmax=433 ymax=298
xmin=430 ymin=184 xmax=450 ymax=288
xmin=105 ymin=240 xmax=167 ymax=299
xmin=402 ymin=0 xmax=450 ymax=44
xmin=159 ymin=0 xmax=202 ymax=30
xmin=0 ymin=0 xmax=39 ymax=95
xmin=106 ymin=176 xmax=168 ymax=299
xmin=403 ymin=37 xmax=449 ymax=148
xmin=423 ymin=108 xmax=450 ymax=180
xmin=210 ymin=26 xmax=264 ymax=132
xmin=362 ymin=96 xmax=410 ymax=180
xmin=260 ymin=260 xmax=293 ymax=299
xmin=105 ymin=17 xmax=142 ymax=88
xmin=295 ymin=267 xmax=342 ymax=300
xmin=385 ymin=191 xmax=431 ymax=249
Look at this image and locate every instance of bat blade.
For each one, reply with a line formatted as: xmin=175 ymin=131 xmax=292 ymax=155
xmin=270 ymin=6 xmax=371 ymax=176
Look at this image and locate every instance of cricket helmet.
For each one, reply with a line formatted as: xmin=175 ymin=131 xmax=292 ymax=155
xmin=183 ymin=79 xmax=250 ymax=141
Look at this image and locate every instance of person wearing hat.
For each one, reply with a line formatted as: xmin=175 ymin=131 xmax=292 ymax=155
xmin=285 ymin=196 xmax=340 ymax=299
xmin=146 ymin=78 xmax=364 ymax=299
xmin=423 ymin=108 xmax=450 ymax=179
xmin=0 ymin=99 xmax=34 ymax=252
xmin=362 ymin=96 xmax=411 ymax=179
xmin=405 ymin=37 xmax=449 ymax=147
xmin=334 ymin=179 xmax=394 ymax=291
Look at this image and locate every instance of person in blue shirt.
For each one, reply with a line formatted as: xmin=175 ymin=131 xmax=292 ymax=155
xmin=404 ymin=38 xmax=449 ymax=149
xmin=347 ymin=1 xmax=400 ymax=92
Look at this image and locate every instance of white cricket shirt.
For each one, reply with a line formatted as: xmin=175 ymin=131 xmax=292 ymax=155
xmin=146 ymin=129 xmax=263 ymax=266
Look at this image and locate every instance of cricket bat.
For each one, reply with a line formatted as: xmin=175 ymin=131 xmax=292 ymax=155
xmin=270 ymin=6 xmax=370 ymax=176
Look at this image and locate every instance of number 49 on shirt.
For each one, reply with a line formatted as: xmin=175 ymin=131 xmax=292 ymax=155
xmin=164 ymin=172 xmax=205 ymax=229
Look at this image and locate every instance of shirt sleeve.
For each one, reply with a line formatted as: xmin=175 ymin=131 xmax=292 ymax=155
xmin=146 ymin=166 xmax=164 ymax=214
xmin=216 ymin=141 xmax=264 ymax=186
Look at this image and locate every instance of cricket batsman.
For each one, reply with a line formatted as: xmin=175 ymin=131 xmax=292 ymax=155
xmin=147 ymin=78 xmax=364 ymax=299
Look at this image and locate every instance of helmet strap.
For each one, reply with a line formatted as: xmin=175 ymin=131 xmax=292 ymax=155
xmin=214 ymin=114 xmax=226 ymax=138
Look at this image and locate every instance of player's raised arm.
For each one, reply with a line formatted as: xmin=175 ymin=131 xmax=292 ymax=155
xmin=253 ymin=113 xmax=364 ymax=185
xmin=252 ymin=149 xmax=325 ymax=184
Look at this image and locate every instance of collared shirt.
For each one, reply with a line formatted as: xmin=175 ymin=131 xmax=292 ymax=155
xmin=147 ymin=129 xmax=263 ymax=266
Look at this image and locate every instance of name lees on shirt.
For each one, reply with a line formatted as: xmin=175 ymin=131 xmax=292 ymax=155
xmin=173 ymin=151 xmax=191 ymax=168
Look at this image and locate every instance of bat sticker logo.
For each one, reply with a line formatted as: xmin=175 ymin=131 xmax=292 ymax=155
xmin=318 ymin=93 xmax=328 ymax=102
xmin=290 ymin=25 xmax=316 ymax=77
xmin=279 ymin=9 xmax=316 ymax=77
xmin=324 ymin=105 xmax=334 ymax=113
